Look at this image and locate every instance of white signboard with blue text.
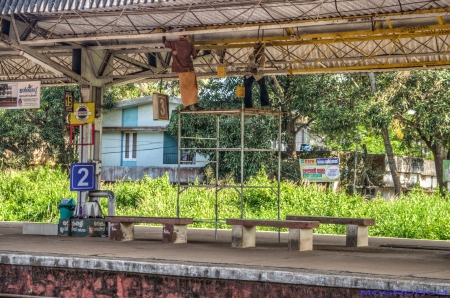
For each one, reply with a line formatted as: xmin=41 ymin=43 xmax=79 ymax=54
xmin=0 ymin=81 xmax=41 ymax=109
xmin=70 ymin=163 xmax=96 ymax=191
xmin=299 ymin=158 xmax=340 ymax=182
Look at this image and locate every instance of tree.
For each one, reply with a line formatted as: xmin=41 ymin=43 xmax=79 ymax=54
xmin=167 ymin=74 xmax=367 ymax=182
xmin=166 ymin=77 xmax=280 ymax=181
xmin=384 ymin=70 xmax=450 ymax=194
xmin=268 ymin=75 xmax=324 ymax=158
xmin=0 ymin=86 xmax=80 ymax=169
xmin=367 ymin=72 xmax=403 ymax=196
xmin=0 ymin=108 xmax=42 ymax=167
xmin=0 ymin=82 xmax=164 ymax=169
xmin=104 ymin=82 xmax=163 ymax=109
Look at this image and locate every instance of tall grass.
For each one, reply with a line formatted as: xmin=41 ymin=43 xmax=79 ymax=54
xmin=0 ymin=165 xmax=74 ymax=222
xmin=1 ymin=166 xmax=450 ymax=240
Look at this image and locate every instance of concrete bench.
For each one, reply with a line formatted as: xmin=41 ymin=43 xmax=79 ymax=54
xmin=226 ymin=219 xmax=320 ymax=251
xmin=105 ymin=216 xmax=193 ymax=244
xmin=286 ymin=215 xmax=375 ymax=247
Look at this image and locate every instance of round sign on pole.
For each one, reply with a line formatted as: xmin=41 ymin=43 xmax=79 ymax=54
xmin=70 ymin=103 xmax=95 ymax=124
xmin=325 ymin=166 xmax=340 ymax=180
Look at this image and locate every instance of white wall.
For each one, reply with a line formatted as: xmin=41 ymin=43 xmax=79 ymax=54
xmin=102 ymin=109 xmax=122 ymax=127
xmin=137 ymin=131 xmax=165 ymax=166
xmin=383 ymin=172 xmax=437 ymax=189
xmin=137 ymin=104 xmax=156 ymax=126
xmin=102 ymin=132 xmax=122 ymax=166
xmin=137 ymin=102 xmax=180 ymax=126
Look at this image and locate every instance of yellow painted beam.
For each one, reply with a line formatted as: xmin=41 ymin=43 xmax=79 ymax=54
xmin=386 ymin=19 xmax=393 ymax=29
xmin=194 ymin=35 xmax=290 ymax=45
xmin=375 ymin=21 xmax=382 ymax=30
xmin=289 ymin=60 xmax=450 ymax=73
xmin=194 ymin=23 xmax=450 ymax=47
xmin=437 ymin=16 xmax=445 ymax=25
xmin=194 ymin=24 xmax=450 ymax=50
xmin=186 ymin=8 xmax=450 ymax=32
xmin=196 ymin=33 xmax=444 ymax=50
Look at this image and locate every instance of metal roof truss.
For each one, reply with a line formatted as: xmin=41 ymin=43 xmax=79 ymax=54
xmin=0 ymin=0 xmax=449 ymax=85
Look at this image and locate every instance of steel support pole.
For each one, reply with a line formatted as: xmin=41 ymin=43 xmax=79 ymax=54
xmin=240 ymin=106 xmax=245 ymax=219
xmin=278 ymin=112 xmax=282 ymax=243
xmin=177 ymin=109 xmax=181 ymax=217
xmin=77 ymin=86 xmax=97 ymax=217
xmin=215 ymin=115 xmax=220 ymax=239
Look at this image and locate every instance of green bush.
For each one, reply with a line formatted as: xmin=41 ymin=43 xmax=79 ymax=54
xmin=0 ymin=165 xmax=74 ymax=222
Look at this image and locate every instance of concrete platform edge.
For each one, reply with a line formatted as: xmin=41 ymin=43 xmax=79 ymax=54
xmin=1 ymin=252 xmax=449 ymax=294
xmin=22 ymin=223 xmax=58 ymax=236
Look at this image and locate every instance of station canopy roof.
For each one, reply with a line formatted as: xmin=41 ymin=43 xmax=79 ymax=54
xmin=0 ymin=0 xmax=449 ymax=86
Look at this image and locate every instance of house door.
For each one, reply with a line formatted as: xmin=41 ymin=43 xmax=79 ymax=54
xmin=163 ymin=132 xmax=178 ymax=164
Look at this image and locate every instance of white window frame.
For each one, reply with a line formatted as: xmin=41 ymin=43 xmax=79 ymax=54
xmin=123 ymin=132 xmax=137 ymax=161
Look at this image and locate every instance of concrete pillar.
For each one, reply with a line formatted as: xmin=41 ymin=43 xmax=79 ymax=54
xmin=231 ymin=225 xmax=256 ymax=248
xmin=162 ymin=224 xmax=188 ymax=244
xmin=110 ymin=222 xmax=134 ymax=241
xmin=346 ymin=225 xmax=368 ymax=247
xmin=75 ymin=49 xmax=112 ymax=211
xmin=288 ymin=228 xmax=313 ymax=251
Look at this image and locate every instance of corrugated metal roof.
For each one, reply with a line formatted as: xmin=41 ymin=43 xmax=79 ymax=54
xmin=0 ymin=0 xmax=444 ymax=16
xmin=9 ymin=0 xmax=445 ymax=39
xmin=1 ymin=0 xmax=224 ymax=14
xmin=1 ymin=0 xmax=148 ymax=14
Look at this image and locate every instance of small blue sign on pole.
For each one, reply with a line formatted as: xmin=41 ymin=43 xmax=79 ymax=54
xmin=70 ymin=163 xmax=96 ymax=191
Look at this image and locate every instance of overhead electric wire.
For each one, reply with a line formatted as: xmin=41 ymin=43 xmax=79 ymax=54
xmin=102 ymin=144 xmax=178 ymax=155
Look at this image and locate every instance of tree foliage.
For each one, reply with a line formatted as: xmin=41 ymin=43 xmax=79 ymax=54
xmin=0 ymin=82 xmax=162 ymax=169
xmin=373 ymin=70 xmax=450 ymax=193
xmin=3 ymin=70 xmax=450 ymax=195
xmin=167 ymin=74 xmax=370 ymax=182
xmin=104 ymin=82 xmax=163 ymax=109
xmin=0 ymin=86 xmax=80 ymax=169
xmin=167 ymin=77 xmax=280 ymax=181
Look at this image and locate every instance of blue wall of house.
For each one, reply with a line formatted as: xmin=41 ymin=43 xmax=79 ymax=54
xmin=122 ymin=107 xmax=138 ymax=127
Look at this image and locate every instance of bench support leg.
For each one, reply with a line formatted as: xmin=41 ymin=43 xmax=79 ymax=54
xmin=109 ymin=222 xmax=134 ymax=241
xmin=231 ymin=225 xmax=255 ymax=248
xmin=163 ymin=224 xmax=188 ymax=244
xmin=346 ymin=225 xmax=368 ymax=247
xmin=288 ymin=228 xmax=313 ymax=251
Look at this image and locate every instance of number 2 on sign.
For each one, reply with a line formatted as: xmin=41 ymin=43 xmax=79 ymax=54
xmin=77 ymin=168 xmax=89 ymax=186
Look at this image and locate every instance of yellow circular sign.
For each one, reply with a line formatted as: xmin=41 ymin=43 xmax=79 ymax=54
xmin=70 ymin=103 xmax=95 ymax=124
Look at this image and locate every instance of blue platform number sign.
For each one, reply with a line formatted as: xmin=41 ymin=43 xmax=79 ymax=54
xmin=70 ymin=163 xmax=96 ymax=191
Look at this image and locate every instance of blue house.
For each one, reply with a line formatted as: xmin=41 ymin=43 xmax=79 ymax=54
xmin=100 ymin=95 xmax=203 ymax=182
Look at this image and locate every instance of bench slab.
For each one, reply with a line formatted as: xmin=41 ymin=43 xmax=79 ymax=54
xmin=286 ymin=215 xmax=374 ymax=247
xmin=105 ymin=216 xmax=193 ymax=243
xmin=226 ymin=219 xmax=319 ymax=229
xmin=105 ymin=216 xmax=193 ymax=225
xmin=286 ymin=215 xmax=374 ymax=226
xmin=227 ymin=219 xmax=319 ymax=251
